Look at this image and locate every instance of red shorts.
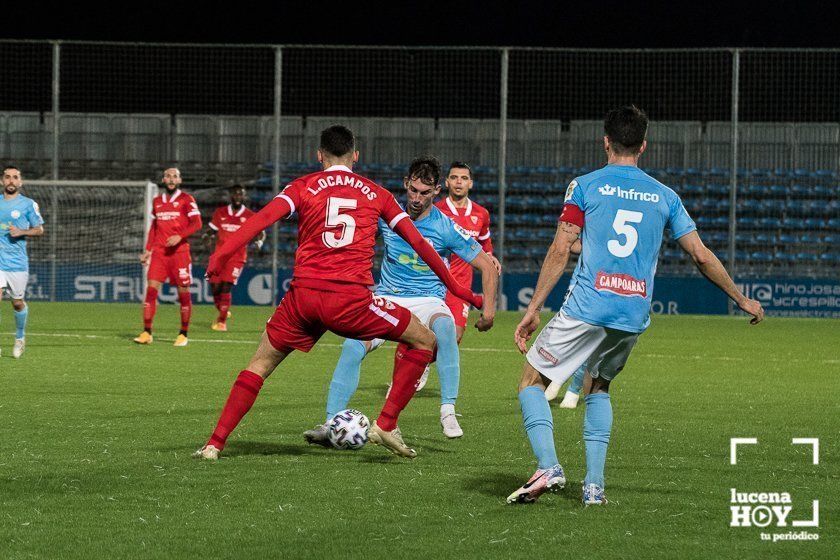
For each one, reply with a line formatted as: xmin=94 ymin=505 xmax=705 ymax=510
xmin=266 ymin=282 xmax=413 ymax=353
xmin=208 ymin=259 xmax=246 ymax=285
xmin=147 ymin=250 xmax=192 ymax=287
xmin=445 ymin=291 xmax=471 ymax=329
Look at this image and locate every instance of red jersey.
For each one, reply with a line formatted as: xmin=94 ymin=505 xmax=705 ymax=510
xmin=145 ymin=189 xmax=202 ymax=255
xmin=209 ymin=204 xmax=256 ymax=263
xmin=434 ymin=197 xmax=493 ymax=282
xmin=278 ymin=165 xmax=407 ymax=287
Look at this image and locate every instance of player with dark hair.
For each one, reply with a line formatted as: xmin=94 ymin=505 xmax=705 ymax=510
xmin=204 ymin=185 xmax=265 ymax=332
xmin=0 ymin=165 xmax=44 ymax=358
xmin=304 ymin=156 xmax=497 ymax=444
xmin=435 ymin=161 xmax=499 ymax=344
xmin=507 ymin=105 xmax=764 ymax=505
xmin=134 ymin=168 xmax=202 ymax=347
xmin=193 ymin=126 xmax=483 ymax=460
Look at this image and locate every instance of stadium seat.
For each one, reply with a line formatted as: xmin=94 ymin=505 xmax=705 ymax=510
xmin=781 ymin=218 xmax=805 ymax=230
xmin=759 ymin=217 xmax=782 ymax=229
xmin=750 ymin=251 xmax=773 ymax=263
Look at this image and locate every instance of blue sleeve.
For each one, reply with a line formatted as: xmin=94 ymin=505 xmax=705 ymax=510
xmin=566 ymin=178 xmax=585 ymax=210
xmin=25 ymin=200 xmax=44 ymax=227
xmin=446 ymin=220 xmax=482 ymax=263
xmin=666 ymin=191 xmax=696 ymax=239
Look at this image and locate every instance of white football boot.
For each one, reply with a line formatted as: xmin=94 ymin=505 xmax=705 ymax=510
xmin=544 ymin=381 xmax=562 ymax=401
xmin=12 ymin=338 xmax=25 ymax=359
xmin=415 ymin=365 xmax=431 ymax=391
xmin=558 ymin=391 xmax=580 ymax=409
xmin=506 ymin=464 xmax=566 ymax=504
xmin=192 ymin=444 xmax=220 ymax=460
xmin=440 ymin=404 xmax=463 ymax=438
xmin=303 ymin=423 xmax=332 ymax=448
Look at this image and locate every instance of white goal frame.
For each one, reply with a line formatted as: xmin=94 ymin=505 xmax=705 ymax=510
xmin=26 ymin=180 xmax=158 ymax=301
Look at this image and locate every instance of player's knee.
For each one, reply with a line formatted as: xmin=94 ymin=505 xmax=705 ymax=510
xmin=12 ymin=300 xmax=25 ymax=312
xmin=518 ymin=363 xmax=547 ymax=392
xmin=342 ymin=338 xmax=368 ymax=359
xmin=455 ymin=329 xmax=464 ymax=344
xmin=586 ymin=377 xmax=611 ymax=395
xmin=431 ymin=316 xmax=456 ymax=343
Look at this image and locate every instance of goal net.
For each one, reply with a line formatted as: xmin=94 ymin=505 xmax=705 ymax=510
xmin=23 ymin=180 xmax=157 ymax=302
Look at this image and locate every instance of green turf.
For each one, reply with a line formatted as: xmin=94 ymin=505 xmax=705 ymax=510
xmin=0 ymin=302 xmax=837 ymax=559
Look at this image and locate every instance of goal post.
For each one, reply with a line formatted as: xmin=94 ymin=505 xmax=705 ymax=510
xmin=24 ymin=180 xmax=158 ymax=302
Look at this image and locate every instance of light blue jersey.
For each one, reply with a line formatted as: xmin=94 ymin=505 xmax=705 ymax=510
xmin=0 ymin=194 xmax=44 ymax=272
xmin=562 ymin=164 xmax=696 ymax=333
xmin=377 ymin=205 xmax=482 ymax=300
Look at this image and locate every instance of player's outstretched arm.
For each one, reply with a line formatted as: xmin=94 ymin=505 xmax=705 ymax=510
xmin=677 ymin=231 xmax=764 ymax=324
xmin=468 ymin=251 xmax=498 ymax=331
xmin=514 ymin=221 xmax=580 ymax=353
xmin=8 ymin=225 xmax=44 ymax=238
xmin=390 ymin=217 xmax=483 ymax=309
xmin=206 ymin=196 xmax=292 ymax=276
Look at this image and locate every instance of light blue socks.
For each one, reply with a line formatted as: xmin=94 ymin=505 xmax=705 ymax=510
xmin=325 ymin=339 xmax=367 ymax=421
xmin=519 ymin=386 xmax=559 ymax=469
xmin=431 ymin=317 xmax=459 ymax=406
xmin=569 ymin=365 xmax=585 ymax=395
xmin=583 ymin=393 xmax=612 ymax=488
xmin=14 ymin=305 xmax=28 ymax=339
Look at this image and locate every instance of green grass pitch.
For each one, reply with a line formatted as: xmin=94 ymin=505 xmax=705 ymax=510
xmin=1 ymin=302 xmax=837 ymax=559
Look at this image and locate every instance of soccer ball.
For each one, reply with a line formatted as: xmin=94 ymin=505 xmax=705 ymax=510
xmin=327 ymin=409 xmax=370 ymax=450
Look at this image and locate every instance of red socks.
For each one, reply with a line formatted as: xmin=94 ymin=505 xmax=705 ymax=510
xmin=143 ymin=287 xmax=158 ymax=330
xmin=215 ymin=292 xmax=232 ymax=323
xmin=178 ymin=291 xmax=192 ymax=332
xmin=208 ymin=370 xmax=265 ymax=450
xmin=377 ymin=344 xmax=434 ymax=431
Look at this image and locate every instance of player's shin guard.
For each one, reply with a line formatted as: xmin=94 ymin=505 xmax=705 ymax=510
xmin=325 ymin=339 xmax=367 ymax=421
xmin=14 ymin=305 xmax=28 ymax=339
xmin=216 ymin=292 xmax=232 ymax=323
xmin=519 ymin=386 xmax=559 ymax=469
xmin=178 ymin=291 xmax=192 ymax=333
xmin=431 ymin=317 xmax=459 ymax=406
xmin=377 ymin=344 xmax=433 ymax=431
xmin=143 ymin=287 xmax=159 ymax=331
xmin=583 ymin=393 xmax=612 ymax=488
xmin=207 ymin=370 xmax=264 ymax=450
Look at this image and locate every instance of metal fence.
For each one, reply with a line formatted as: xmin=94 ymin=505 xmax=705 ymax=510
xmin=1 ymin=41 xmax=839 ymax=288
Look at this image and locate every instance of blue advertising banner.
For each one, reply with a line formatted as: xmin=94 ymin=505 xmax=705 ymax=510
xmin=24 ymin=264 xmax=840 ymax=318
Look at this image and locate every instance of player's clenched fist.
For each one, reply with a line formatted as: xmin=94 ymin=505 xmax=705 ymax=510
xmin=474 ymin=313 xmax=494 ymax=332
xmin=738 ymin=297 xmax=765 ymax=325
xmin=514 ymin=309 xmax=541 ymax=354
xmin=139 ymin=250 xmax=151 ymax=265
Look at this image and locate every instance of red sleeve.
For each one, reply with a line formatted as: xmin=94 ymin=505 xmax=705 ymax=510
xmin=390 ymin=214 xmax=483 ymax=310
xmin=179 ymin=196 xmax=203 ymax=238
xmin=144 ymin=202 xmax=157 ymax=251
xmin=144 ymin=218 xmax=157 ymax=251
xmin=209 ymin=208 xmax=221 ymax=231
xmin=478 ymin=209 xmax=493 ymax=254
xmin=277 ymin=182 xmax=302 ymax=214
xmin=378 ymin=188 xmax=408 ymax=227
xmin=559 ymin=203 xmax=585 ymax=228
xmin=206 ymin=195 xmax=293 ymax=276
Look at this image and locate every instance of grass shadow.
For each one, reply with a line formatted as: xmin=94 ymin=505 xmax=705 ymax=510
xmin=461 ymin=470 xmax=524 ymax=498
xmin=224 ymin=440 xmax=321 ymax=458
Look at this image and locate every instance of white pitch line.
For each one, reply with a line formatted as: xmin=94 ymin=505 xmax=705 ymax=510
xmin=4 ymin=332 xmax=838 ymax=365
